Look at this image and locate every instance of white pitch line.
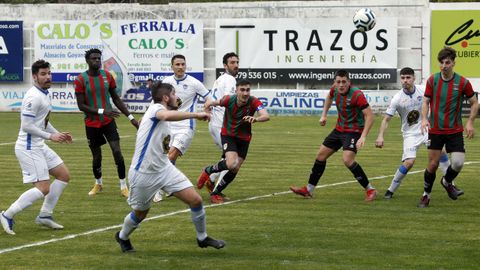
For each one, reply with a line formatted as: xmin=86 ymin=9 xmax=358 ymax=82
xmin=1 ymin=161 xmax=479 ymax=255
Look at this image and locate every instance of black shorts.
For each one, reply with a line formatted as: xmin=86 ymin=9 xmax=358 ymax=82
xmin=85 ymin=120 xmax=120 ymax=148
xmin=428 ymin=132 xmax=465 ymax=153
xmin=221 ymin=135 xmax=250 ymax=159
xmin=322 ymin=129 xmax=361 ymax=153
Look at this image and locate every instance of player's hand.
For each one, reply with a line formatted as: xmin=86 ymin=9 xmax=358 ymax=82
xmin=243 ymin=116 xmax=256 ymax=123
xmin=356 ymin=136 xmax=366 ymax=149
xmin=319 ymin=116 xmax=327 ymax=126
xmin=104 ymin=109 xmax=120 ymax=118
xmin=421 ymin=119 xmax=430 ymax=135
xmin=465 ymin=122 xmax=475 ymax=139
xmin=130 ymin=119 xmax=140 ymax=130
xmin=50 ymin=132 xmax=69 ymax=143
xmin=203 ymin=101 xmax=213 ymax=113
xmin=375 ymin=137 xmax=384 ymax=148
xmin=196 ymin=112 xmax=210 ymax=121
xmin=62 ymin=132 xmax=73 ymax=144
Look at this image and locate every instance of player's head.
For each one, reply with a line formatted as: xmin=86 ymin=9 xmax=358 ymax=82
xmin=235 ymin=79 xmax=251 ymax=105
xmin=151 ymin=82 xmax=178 ymax=109
xmin=171 ymin=54 xmax=186 ymax=78
xmin=31 ymin=59 xmax=52 ymax=90
xmin=399 ymin=67 xmax=415 ymax=91
xmin=85 ymin=48 xmax=102 ymax=70
xmin=223 ymin=52 xmax=239 ymax=77
xmin=334 ymin=70 xmax=350 ymax=94
xmin=437 ymin=46 xmax=456 ymax=76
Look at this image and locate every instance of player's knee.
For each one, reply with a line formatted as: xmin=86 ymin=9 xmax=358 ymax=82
xmin=342 ymin=159 xmax=355 ymax=167
xmin=451 ymin=152 xmax=465 ymax=171
xmin=36 ymin=185 xmax=50 ymax=196
xmin=189 ymin=194 xmax=203 ymax=208
xmin=226 ymin=158 xmax=239 ymax=171
xmin=403 ymin=159 xmax=415 ymax=169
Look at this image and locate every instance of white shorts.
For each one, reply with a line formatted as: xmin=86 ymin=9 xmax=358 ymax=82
xmin=208 ymin=123 xmax=222 ymax=150
xmin=15 ymin=144 xmax=63 ymax=183
xmin=402 ymin=133 xmax=428 ymax=161
xmin=127 ymin=166 xmax=193 ymax=211
xmin=170 ymin=129 xmax=194 ymax=155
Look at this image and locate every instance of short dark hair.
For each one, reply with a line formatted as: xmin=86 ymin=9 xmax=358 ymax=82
xmin=334 ymin=70 xmax=349 ymax=79
xmin=223 ymin=52 xmax=239 ymax=65
xmin=171 ymin=54 xmax=185 ymax=64
xmin=31 ymin=59 xmax=50 ymax=75
xmin=147 ymin=79 xmax=153 ymax=82
xmin=236 ymin=79 xmax=250 ymax=87
xmin=400 ymin=67 xmax=415 ymax=76
xmin=85 ymin=48 xmax=102 ymax=60
xmin=151 ymin=82 xmax=174 ymax=103
xmin=437 ymin=46 xmax=456 ymax=62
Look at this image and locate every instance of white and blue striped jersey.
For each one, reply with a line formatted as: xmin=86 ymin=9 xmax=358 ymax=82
xmin=15 ymin=86 xmax=52 ymax=150
xmin=162 ymin=75 xmax=209 ymax=131
xmin=209 ymin=73 xmax=237 ymax=128
xmin=130 ymin=103 xmax=172 ymax=174
xmin=385 ymin=86 xmax=424 ymax=137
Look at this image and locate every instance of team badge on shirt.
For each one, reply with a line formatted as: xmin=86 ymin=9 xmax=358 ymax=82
xmin=162 ymin=135 xmax=171 ymax=154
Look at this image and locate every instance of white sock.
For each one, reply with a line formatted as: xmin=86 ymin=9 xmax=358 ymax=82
xmin=439 ymin=158 xmax=450 ymax=176
xmin=40 ymin=180 xmax=68 ymax=217
xmin=119 ymin=178 xmax=127 ymax=189
xmin=366 ymin=183 xmax=374 ymax=190
xmin=119 ymin=211 xmax=141 ymax=240
xmin=423 ymin=191 xmax=430 ymax=197
xmin=191 ymin=205 xmax=207 ymax=241
xmin=96 ymin=178 xmax=103 ymax=185
xmin=4 ymin=188 xmax=44 ymax=219
xmin=388 ymin=169 xmax=407 ymax=192
xmin=209 ymin=172 xmax=219 ymax=183
xmin=306 ymin=184 xmax=315 ymax=193
xmin=215 ymin=170 xmax=228 ymax=188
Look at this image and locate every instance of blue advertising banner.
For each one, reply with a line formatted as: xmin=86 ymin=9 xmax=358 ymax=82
xmin=0 ymin=21 xmax=23 ymax=82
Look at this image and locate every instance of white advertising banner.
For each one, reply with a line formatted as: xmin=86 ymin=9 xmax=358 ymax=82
xmin=251 ymin=89 xmax=395 ymax=115
xmin=0 ymin=87 xmax=79 ymax=112
xmin=0 ymin=87 xmax=394 ymax=114
xmin=216 ymin=18 xmax=397 ymax=83
xmin=34 ymin=20 xmax=204 ymax=83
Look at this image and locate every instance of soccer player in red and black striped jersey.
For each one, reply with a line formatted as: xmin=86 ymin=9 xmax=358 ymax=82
xmin=74 ymin=48 xmax=139 ymax=198
xmin=196 ymin=80 xmax=270 ymax=204
xmin=418 ymin=46 xmax=478 ymax=208
xmin=290 ymin=70 xmax=377 ymax=201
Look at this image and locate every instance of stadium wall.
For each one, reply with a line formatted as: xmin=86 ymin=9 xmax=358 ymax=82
xmin=0 ymin=0 xmax=479 ymax=114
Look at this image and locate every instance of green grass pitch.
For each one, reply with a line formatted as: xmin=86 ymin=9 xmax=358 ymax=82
xmin=0 ymin=112 xmax=479 ymax=269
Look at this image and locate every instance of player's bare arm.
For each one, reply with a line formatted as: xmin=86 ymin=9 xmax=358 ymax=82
xmin=156 ymin=110 xmax=210 ymax=122
xmin=242 ymin=108 xmax=270 ymax=123
xmin=357 ymin=106 xmax=374 ymax=149
xmin=420 ymin=96 xmax=431 ymax=134
xmin=375 ymin=115 xmax=392 ymax=148
xmin=109 ymin=88 xmax=139 ymax=129
xmin=465 ymin=94 xmax=478 ymax=139
xmin=320 ymin=94 xmax=333 ymax=126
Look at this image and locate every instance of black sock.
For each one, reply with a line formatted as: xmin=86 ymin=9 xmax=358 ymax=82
xmin=444 ymin=166 xmax=459 ymax=183
xmin=308 ymin=160 xmax=326 ymax=186
xmin=348 ymin=162 xmax=369 ymax=189
xmin=424 ymin=169 xmax=436 ymax=193
xmin=212 ymin=171 xmax=237 ymax=195
xmin=205 ymin=160 xmax=228 ymax=174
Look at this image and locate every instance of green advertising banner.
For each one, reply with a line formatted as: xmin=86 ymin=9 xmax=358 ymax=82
xmin=431 ymin=10 xmax=480 ymax=77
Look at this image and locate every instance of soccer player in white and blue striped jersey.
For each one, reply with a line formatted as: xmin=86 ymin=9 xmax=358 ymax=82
xmin=1 ymin=60 xmax=72 ymax=235
xmin=115 ymin=82 xmax=224 ymax=252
